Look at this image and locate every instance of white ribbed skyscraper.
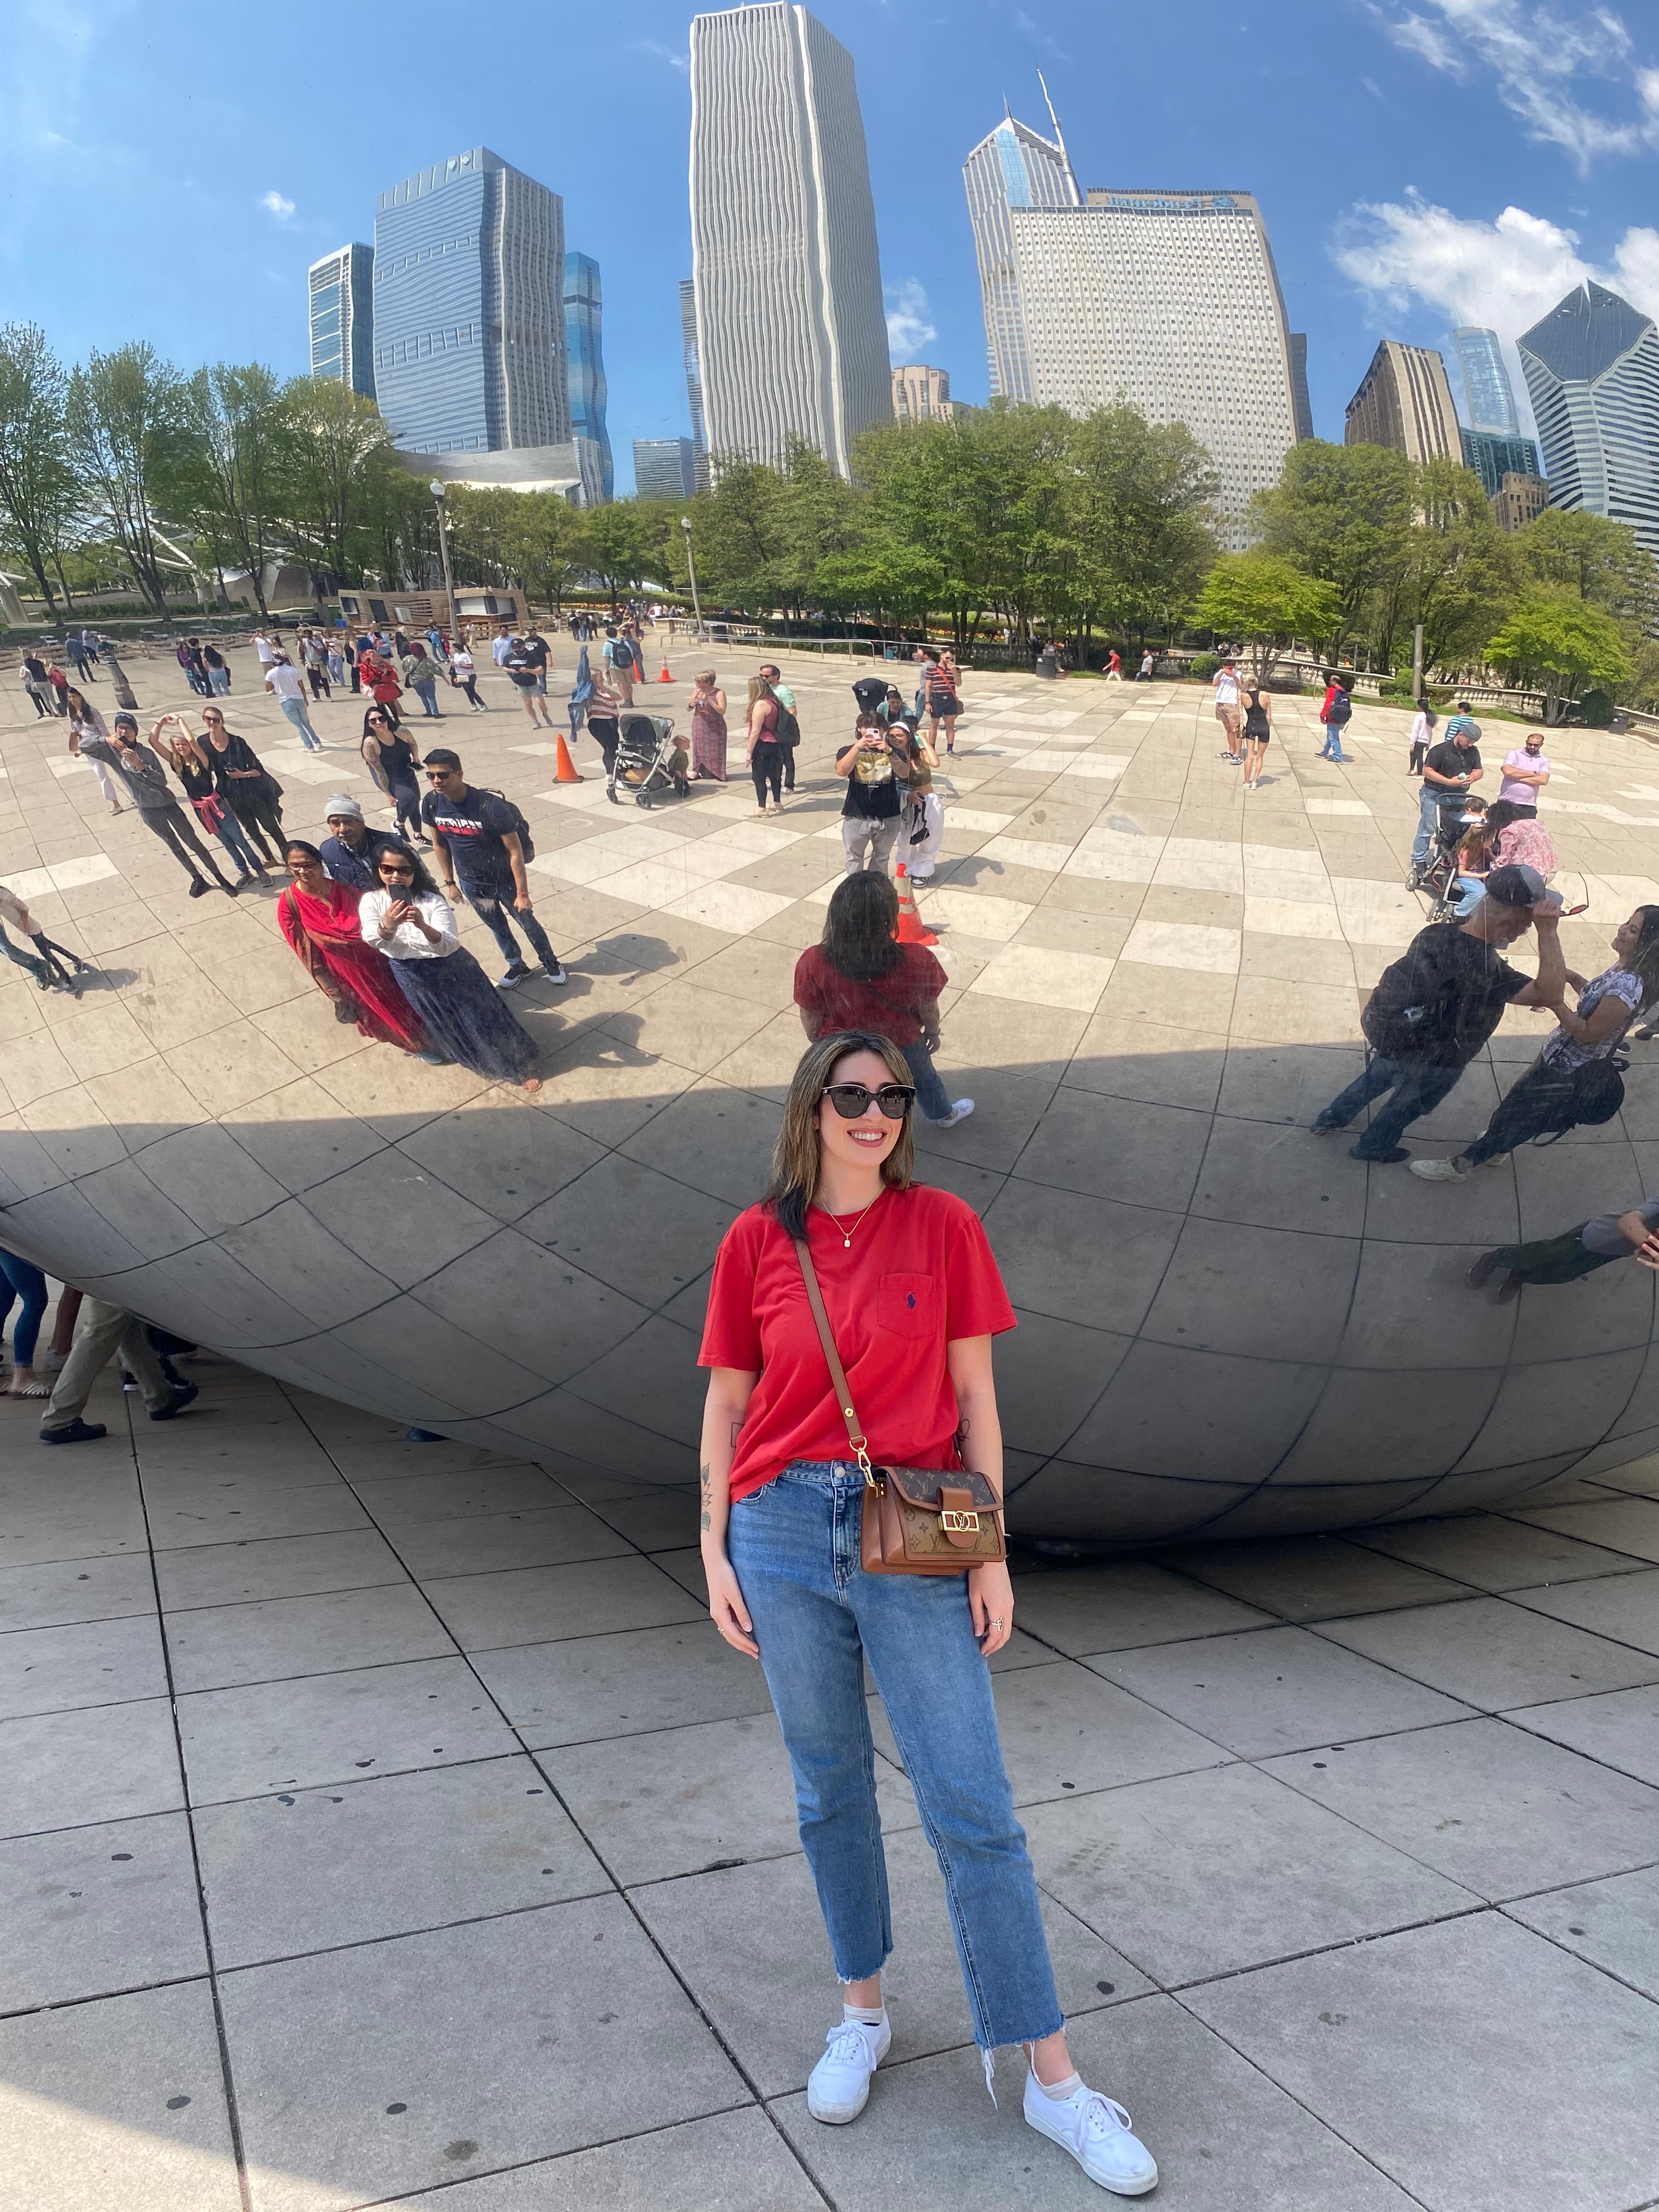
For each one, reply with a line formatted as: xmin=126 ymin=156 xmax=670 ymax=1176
xmin=963 ymin=95 xmax=1080 ymax=400
xmin=689 ymin=3 xmax=891 ymax=475
xmin=1519 ymin=283 xmax=1659 ymax=560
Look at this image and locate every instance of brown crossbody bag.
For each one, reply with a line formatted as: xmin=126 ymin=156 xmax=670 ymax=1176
xmin=792 ymin=1238 xmax=1006 ymax=1577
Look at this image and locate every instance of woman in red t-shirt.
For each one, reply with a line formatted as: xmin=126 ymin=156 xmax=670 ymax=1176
xmin=696 ymin=1031 xmax=1158 ymax=2194
xmin=794 ymin=873 xmax=973 ymax=1130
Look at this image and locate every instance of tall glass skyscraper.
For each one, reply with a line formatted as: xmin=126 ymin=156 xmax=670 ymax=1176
xmin=308 ymin=245 xmax=376 ymax=398
xmin=1519 ymin=283 xmax=1659 ymax=558
xmin=962 ymin=106 xmax=1080 ymax=400
xmin=1459 ymin=428 xmax=1542 ymax=498
xmin=373 ymin=146 xmax=569 ymax=455
xmin=563 ymin=253 xmax=612 ymax=500
xmin=689 ymin=4 xmax=891 ymax=475
xmin=1451 ymin=327 xmax=1521 ymax=437
xmin=679 ymin=278 xmax=709 ymax=491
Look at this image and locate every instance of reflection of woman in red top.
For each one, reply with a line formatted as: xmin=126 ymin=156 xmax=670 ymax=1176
xmin=696 ymin=1031 xmax=1158 ymax=2193
xmin=276 ymin=842 xmax=433 ymax=1055
xmin=794 ymin=874 xmax=972 ymax=1128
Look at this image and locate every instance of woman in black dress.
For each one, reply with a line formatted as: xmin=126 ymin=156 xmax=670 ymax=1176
xmin=361 ymin=707 xmax=428 ymax=847
xmin=201 ymin=707 xmax=284 ymax=865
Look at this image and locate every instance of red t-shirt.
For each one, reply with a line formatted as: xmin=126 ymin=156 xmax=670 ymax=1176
xmin=698 ymin=1185 xmax=1017 ymax=1502
xmin=793 ymin=943 xmax=947 ymax=1048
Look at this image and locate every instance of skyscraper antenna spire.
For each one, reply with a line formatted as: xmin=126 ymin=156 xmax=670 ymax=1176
xmin=1036 ymin=67 xmax=1082 ymax=206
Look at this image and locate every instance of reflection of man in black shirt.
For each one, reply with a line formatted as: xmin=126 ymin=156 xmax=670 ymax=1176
xmin=419 ymin=751 xmax=565 ymax=988
xmin=1312 ymin=863 xmax=1565 ymax=1162
xmin=1423 ymin=733 xmax=1482 ymax=819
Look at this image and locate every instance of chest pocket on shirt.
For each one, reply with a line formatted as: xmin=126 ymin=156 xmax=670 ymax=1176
xmin=878 ymin=1272 xmax=935 ymax=1340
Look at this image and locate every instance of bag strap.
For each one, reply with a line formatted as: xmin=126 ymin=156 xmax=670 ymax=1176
xmin=792 ymin=1237 xmax=875 ymax=1485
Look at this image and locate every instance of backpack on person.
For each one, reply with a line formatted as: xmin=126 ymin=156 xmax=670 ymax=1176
xmin=476 ymin=788 xmax=535 ymax=864
xmin=773 ymin=699 xmax=800 ymax=750
xmin=1359 ymin=936 xmax=1468 ymax=1060
xmin=1322 ymin=685 xmax=1352 ymax=725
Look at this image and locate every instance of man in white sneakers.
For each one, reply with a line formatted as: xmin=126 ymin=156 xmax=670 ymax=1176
xmin=1212 ymin=657 xmax=1243 ymax=762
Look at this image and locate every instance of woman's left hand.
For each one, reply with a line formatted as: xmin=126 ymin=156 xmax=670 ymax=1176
xmin=967 ymin=1560 xmax=1014 ymax=1656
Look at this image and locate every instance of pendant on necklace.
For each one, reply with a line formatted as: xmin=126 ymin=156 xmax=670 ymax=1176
xmin=843 ymin=1236 xmax=851 ymax=1248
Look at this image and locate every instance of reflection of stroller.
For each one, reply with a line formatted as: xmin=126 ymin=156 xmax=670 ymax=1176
xmin=607 ymin=711 xmax=689 ymax=808
xmin=1412 ymin=803 xmax=1470 ymax=922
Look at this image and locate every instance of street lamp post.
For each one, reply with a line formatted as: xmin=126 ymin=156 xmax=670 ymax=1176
xmin=679 ymin=513 xmax=704 ymax=640
xmin=430 ymin=480 xmax=459 ymax=642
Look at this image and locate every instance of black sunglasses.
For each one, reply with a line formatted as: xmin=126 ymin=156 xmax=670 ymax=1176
xmin=379 ymin=864 xmax=415 ymax=878
xmin=822 ymin=1082 xmax=915 ymax=1120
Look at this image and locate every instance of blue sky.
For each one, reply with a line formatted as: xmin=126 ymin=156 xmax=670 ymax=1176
xmin=8 ymin=0 xmax=1658 ymax=493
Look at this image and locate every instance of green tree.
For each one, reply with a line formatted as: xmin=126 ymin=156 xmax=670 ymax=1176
xmin=1519 ymin=507 xmax=1659 ymax=630
xmin=1193 ymin=552 xmax=1341 ymax=680
xmin=583 ymin=499 xmax=664 ymax=608
xmin=0 ymin=323 xmax=81 ymax=618
xmin=1252 ymin=439 xmax=1414 ymax=656
xmin=1486 ymin=593 xmax=1633 ymax=723
xmin=1386 ymin=458 xmax=1521 ymax=678
xmin=1060 ymin=405 xmax=1219 ymax=653
xmin=280 ymin=377 xmax=397 ymax=583
xmin=65 ymin=342 xmax=190 ymax=613
xmin=181 ymin=363 xmax=290 ymax=616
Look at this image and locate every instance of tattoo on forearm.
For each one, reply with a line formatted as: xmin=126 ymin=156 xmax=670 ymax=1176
xmin=699 ymin=1460 xmax=712 ymax=1533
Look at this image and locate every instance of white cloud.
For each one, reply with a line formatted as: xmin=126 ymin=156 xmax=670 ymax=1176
xmin=1367 ymin=0 xmax=1659 ymax=170
xmin=259 ymin=190 xmax=296 ymax=224
xmin=885 ymin=279 xmax=936 ymax=359
xmin=637 ymin=38 xmax=689 ymax=72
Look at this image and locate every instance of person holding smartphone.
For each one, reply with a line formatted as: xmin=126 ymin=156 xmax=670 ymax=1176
xmin=836 ymin=718 xmax=909 ymax=875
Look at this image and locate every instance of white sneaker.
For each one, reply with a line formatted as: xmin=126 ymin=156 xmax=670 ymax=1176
xmin=934 ymin=1098 xmax=974 ymax=1127
xmin=806 ymin=2013 xmax=890 ymax=2124
xmin=1409 ymin=1155 xmax=1468 ymax=1183
xmin=1024 ymin=2074 xmax=1159 ymax=2196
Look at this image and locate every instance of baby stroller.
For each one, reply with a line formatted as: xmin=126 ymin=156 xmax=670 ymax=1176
xmin=1413 ymin=803 xmax=1473 ymax=923
xmin=607 ymin=710 xmax=689 ymax=809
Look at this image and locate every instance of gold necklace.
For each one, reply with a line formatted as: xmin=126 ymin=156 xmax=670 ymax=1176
xmin=823 ymin=1195 xmax=881 ymax=1249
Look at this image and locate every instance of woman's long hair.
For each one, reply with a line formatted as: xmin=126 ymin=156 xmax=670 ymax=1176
xmin=64 ymin=686 xmax=89 ymax=721
xmin=374 ymin=843 xmax=441 ymax=899
xmin=764 ymin=1030 xmax=916 ymax=1240
xmin=1624 ymin=905 xmax=1659 ymax=1017
xmin=747 ymin=674 xmax=775 ymax=715
xmin=822 ymin=871 xmax=901 ymax=981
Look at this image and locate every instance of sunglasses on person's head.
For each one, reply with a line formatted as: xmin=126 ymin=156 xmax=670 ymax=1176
xmin=821 ymin=1082 xmax=916 ymax=1120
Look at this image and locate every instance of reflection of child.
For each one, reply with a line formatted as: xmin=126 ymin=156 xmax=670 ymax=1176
xmin=1470 ymin=1201 xmax=1659 ymax=1301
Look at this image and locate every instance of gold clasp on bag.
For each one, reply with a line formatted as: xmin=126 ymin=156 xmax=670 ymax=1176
xmin=939 ymin=1508 xmax=980 ymax=1535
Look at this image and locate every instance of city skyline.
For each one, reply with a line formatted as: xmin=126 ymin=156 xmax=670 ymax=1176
xmin=6 ymin=0 xmax=1658 ymax=496
xmin=1520 ymin=281 xmax=1659 ymax=557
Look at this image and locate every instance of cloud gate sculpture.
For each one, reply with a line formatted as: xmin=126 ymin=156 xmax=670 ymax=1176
xmin=3 ymin=654 xmax=1657 ymax=1544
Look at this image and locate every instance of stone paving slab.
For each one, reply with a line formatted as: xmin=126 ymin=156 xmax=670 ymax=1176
xmin=2 ymin=1365 xmax=1657 ymax=2208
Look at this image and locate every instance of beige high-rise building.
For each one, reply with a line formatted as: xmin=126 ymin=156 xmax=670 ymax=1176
xmin=892 ymin=364 xmax=953 ymax=422
xmin=1344 ymin=341 xmax=1461 ymax=464
xmin=1492 ymin=471 xmax=1550 ymax=532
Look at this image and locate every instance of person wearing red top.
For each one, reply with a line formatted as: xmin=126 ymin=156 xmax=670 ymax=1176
xmin=696 ymin=1031 xmax=1159 ymax=2196
xmin=794 ymin=873 xmax=973 ymax=1128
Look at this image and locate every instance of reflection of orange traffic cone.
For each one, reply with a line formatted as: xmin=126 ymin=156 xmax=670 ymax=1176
xmin=658 ymin=656 xmax=673 ymax=682
xmin=555 ymin=730 xmax=583 ymax=783
xmin=894 ymin=862 xmax=936 ymax=944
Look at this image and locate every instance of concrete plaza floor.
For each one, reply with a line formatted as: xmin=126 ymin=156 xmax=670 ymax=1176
xmin=3 ymin=1362 xmax=1659 ymax=2209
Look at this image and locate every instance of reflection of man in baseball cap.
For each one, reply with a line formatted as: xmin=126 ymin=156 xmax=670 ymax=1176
xmin=1483 ymin=862 xmax=1559 ymax=914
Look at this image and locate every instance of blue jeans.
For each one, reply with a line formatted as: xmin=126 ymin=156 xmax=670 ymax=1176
xmin=902 ymin=1037 xmax=951 ymax=1121
xmin=279 ymin=695 xmax=322 ymax=749
xmin=1451 ymin=876 xmax=1486 ymax=922
xmin=1316 ymin=1052 xmax=1466 ymax=1158
xmin=202 ymin=802 xmax=262 ymax=876
xmin=726 ymin=1462 xmax=1062 ymax=2052
xmin=1318 ymin=719 xmax=1349 ymax=761
xmin=0 ymin=1249 xmax=50 ymax=1369
xmin=414 ymin=679 xmax=440 ymax=716
xmin=1410 ymin=784 xmax=1443 ymax=866
xmin=460 ymin=876 xmax=558 ymax=972
xmin=210 ymin=667 xmax=230 ymax=695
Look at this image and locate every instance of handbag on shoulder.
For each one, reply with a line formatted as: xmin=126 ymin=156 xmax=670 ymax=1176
xmin=792 ymin=1238 xmax=1006 ymax=1577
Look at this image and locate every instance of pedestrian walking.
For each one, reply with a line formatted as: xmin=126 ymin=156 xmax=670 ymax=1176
xmin=202 ymin=641 xmax=230 ymax=695
xmin=690 ymin=669 xmax=728 ymax=780
xmin=1469 ymin=1197 xmax=1659 ymax=1301
xmin=1317 ymin=674 xmax=1353 ymax=763
xmin=922 ymin=652 xmax=963 ymax=757
xmin=265 ymin=654 xmax=324 ymax=749
xmin=39 ymin=1300 xmax=199 ymax=1443
xmin=46 ymin=661 xmax=70 ymax=715
xmin=1408 ymin=701 xmax=1437 ymax=775
xmin=1408 ymin=721 xmax=1485 ymax=885
xmin=20 ymin=651 xmax=54 ymax=718
xmin=361 ymin=709 xmax=428 ymax=847
xmin=1104 ymin=648 xmax=1123 ymax=682
xmin=836 ymin=716 xmax=906 ymax=873
xmin=278 ymin=842 xmax=438 ymax=1055
xmin=1312 ymin=863 xmax=1566 ymax=1162
xmin=1212 ymin=657 xmax=1244 ymax=763
xmin=886 ymin=715 xmax=944 ymax=878
xmin=420 ymin=749 xmax=567 ymax=989
xmin=1240 ymin=678 xmax=1272 ymax=791
xmin=79 ymin=715 xmax=241 ymax=899
xmin=253 ymin=628 xmax=277 ymax=673
xmin=301 ymin=630 xmax=332 ymax=699
xmin=65 ymin=689 xmax=122 ymax=814
xmin=1488 ymin=731 xmax=1550 ymax=834
xmin=760 ymin=663 xmax=800 ymax=791
xmin=360 ymin=845 xmax=543 ymax=1090
xmin=358 ymin=645 xmax=404 ymax=725
xmin=79 ymin=627 xmax=101 ymax=672
xmin=320 ymin=794 xmax=414 ymax=890
xmin=201 ymin=709 xmax=285 ymax=867
xmin=450 ymin=637 xmax=486 ymax=712
xmin=504 ymin=638 xmax=553 ymax=728
xmin=1136 ymin=649 xmax=1155 ymax=681
xmin=0 ymin=881 xmax=90 ymax=992
xmin=149 ymin=714 xmax=267 ymax=883
xmin=795 ymin=873 xmax=972 ymax=1126
xmin=0 ymin=1249 xmax=52 ymax=1398
xmin=65 ymin=635 xmax=91 ymax=684
xmin=585 ymin=668 xmax=625 ymax=776
xmin=1412 ymin=905 xmax=1659 ymax=1181
xmin=603 ymin=627 xmax=635 ymax=706
xmin=399 ymin=641 xmax=445 ymax=719
xmin=747 ymin=675 xmax=786 ymax=816
xmin=695 ymin=1031 xmax=1158 ymax=2196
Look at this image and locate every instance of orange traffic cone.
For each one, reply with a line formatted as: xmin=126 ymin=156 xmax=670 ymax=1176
xmin=658 ymin=656 xmax=673 ymax=682
xmin=894 ymin=862 xmax=937 ymax=944
xmin=554 ymin=730 xmax=583 ymax=783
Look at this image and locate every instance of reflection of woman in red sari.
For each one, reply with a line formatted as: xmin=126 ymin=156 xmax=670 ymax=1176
xmin=277 ymin=842 xmax=433 ymax=1053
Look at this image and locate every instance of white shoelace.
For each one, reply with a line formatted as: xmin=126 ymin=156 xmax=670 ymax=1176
xmin=822 ymin=2021 xmax=876 ymax=2068
xmin=1077 ymin=2091 xmax=1135 ymax=2141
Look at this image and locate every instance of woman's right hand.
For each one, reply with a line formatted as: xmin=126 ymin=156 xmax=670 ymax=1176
xmin=704 ymin=1547 xmax=758 ymax=1657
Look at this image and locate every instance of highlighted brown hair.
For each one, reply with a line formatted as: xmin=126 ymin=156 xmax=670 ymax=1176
xmin=764 ymin=1031 xmax=915 ymax=1240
